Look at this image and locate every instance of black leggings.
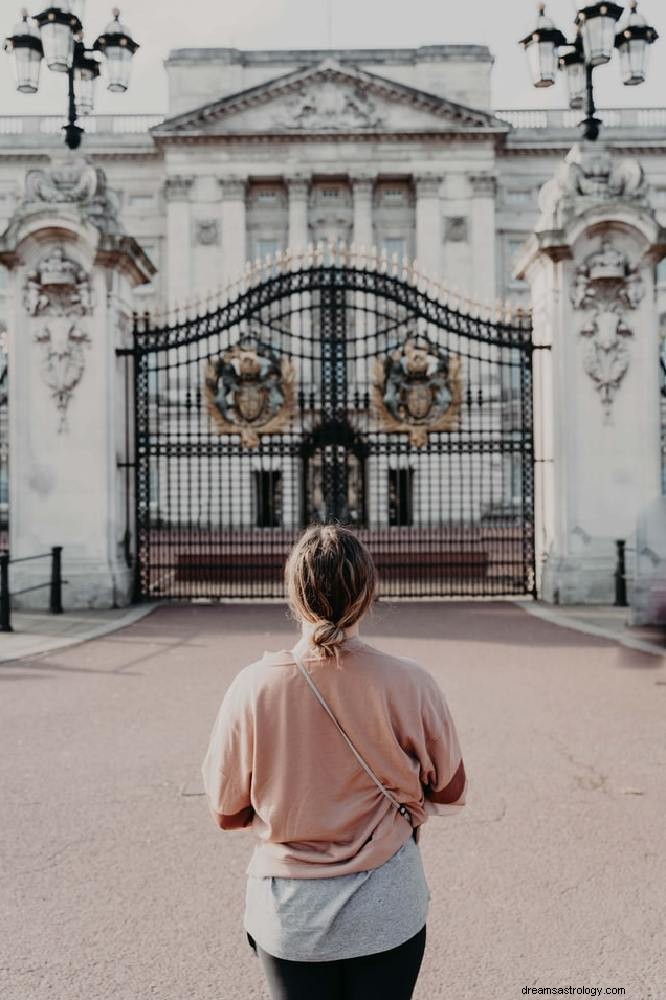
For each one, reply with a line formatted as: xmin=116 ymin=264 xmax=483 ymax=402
xmin=255 ymin=924 xmax=427 ymax=1000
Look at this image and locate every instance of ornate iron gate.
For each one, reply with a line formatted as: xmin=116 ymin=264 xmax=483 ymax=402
xmin=125 ymin=259 xmax=536 ymax=599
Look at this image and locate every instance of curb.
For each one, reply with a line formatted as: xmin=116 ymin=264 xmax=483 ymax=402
xmin=512 ymin=600 xmax=666 ymax=658
xmin=0 ymin=602 xmax=159 ymax=664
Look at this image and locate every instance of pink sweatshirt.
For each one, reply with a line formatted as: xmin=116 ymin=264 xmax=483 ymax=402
xmin=201 ymin=634 xmax=467 ymax=878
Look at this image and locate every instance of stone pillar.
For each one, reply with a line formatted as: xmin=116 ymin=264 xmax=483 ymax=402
xmin=469 ymin=173 xmax=497 ymax=306
xmin=516 ymin=143 xmax=666 ymax=603
xmin=415 ymin=174 xmax=443 ymax=280
xmin=286 ymin=174 xmax=309 ymax=251
xmin=351 ymin=175 xmax=374 ymax=249
xmin=219 ymin=176 xmax=247 ymax=286
xmin=0 ymin=156 xmax=154 ymax=608
xmin=164 ymin=174 xmax=194 ymax=308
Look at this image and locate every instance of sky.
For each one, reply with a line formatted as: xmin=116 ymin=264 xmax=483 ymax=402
xmin=1 ymin=0 xmax=665 ymax=116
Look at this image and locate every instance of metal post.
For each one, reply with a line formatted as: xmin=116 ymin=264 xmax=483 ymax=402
xmin=614 ymin=539 xmax=628 ymax=608
xmin=581 ymin=62 xmax=601 ymax=141
xmin=0 ymin=551 xmax=11 ymax=632
xmin=63 ymin=53 xmax=83 ymax=151
xmin=50 ymin=546 xmax=63 ymax=615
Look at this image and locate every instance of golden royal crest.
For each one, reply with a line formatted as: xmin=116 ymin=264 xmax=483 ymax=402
xmin=204 ymin=340 xmax=295 ymax=448
xmin=372 ymin=338 xmax=463 ymax=447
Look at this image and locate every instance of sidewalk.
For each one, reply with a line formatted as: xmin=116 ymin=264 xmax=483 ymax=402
xmin=515 ymin=600 xmax=666 ymax=655
xmin=0 ymin=603 xmax=158 ymax=663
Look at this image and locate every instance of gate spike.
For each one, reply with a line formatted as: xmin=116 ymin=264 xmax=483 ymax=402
xmin=408 ymin=259 xmax=418 ymax=285
xmin=390 ymin=252 xmax=399 ymax=276
xmin=369 ymin=245 xmax=378 ymax=271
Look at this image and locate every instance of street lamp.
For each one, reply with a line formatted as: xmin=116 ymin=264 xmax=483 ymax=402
xmin=519 ymin=2 xmax=658 ymax=141
xmin=4 ymin=4 xmax=139 ymax=150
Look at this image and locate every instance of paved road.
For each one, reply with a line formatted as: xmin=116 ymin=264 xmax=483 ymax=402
xmin=1 ymin=602 xmax=665 ymax=1000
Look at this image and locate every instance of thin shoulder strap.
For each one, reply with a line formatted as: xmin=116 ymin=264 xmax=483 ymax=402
xmin=293 ymin=651 xmax=414 ymax=828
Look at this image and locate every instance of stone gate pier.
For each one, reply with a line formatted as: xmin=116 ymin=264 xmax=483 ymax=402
xmin=517 ymin=142 xmax=666 ymax=605
xmin=0 ymin=155 xmax=154 ymax=607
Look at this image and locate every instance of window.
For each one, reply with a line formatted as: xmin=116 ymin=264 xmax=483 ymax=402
xmin=321 ymin=186 xmax=342 ymax=199
xmin=135 ymin=241 xmax=158 ymax=294
xmin=504 ymin=188 xmax=532 ymax=206
xmin=128 ymin=194 xmax=155 ymax=210
xmin=253 ymin=470 xmax=282 ymax=528
xmin=381 ymin=238 xmax=406 ymax=261
xmin=507 ymin=237 xmax=528 ymax=287
xmin=255 ymin=238 xmax=281 ymax=261
xmin=657 ymin=259 xmax=666 ymax=286
xmin=388 ymin=468 xmax=414 ymax=527
xmin=255 ymin=188 xmax=279 ymax=203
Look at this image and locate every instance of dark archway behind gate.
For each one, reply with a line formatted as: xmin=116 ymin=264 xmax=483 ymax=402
xmin=122 ymin=262 xmax=536 ymax=599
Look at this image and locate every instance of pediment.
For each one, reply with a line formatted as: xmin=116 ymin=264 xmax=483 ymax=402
xmin=153 ymin=60 xmax=508 ymax=138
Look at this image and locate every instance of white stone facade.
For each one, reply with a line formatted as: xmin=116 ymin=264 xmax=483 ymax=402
xmin=0 ymin=45 xmax=664 ymax=609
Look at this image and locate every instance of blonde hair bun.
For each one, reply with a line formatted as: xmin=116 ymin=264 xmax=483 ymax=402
xmin=312 ymin=620 xmax=346 ymax=657
xmin=285 ymin=524 xmax=378 ymax=666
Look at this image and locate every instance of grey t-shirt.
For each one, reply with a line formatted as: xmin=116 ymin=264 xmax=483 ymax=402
xmin=243 ymin=833 xmax=431 ymax=963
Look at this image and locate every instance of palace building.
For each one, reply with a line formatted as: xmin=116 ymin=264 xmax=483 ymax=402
xmin=0 ymin=45 xmax=665 ymax=604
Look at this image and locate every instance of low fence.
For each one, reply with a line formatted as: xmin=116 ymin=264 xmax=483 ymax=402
xmin=0 ymin=546 xmax=63 ymax=632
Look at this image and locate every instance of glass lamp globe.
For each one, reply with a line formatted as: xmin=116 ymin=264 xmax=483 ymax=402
xmin=3 ymin=9 xmax=43 ymax=94
xmin=519 ymin=4 xmax=567 ymax=88
xmin=576 ymin=2 xmax=624 ymax=67
xmin=558 ymin=35 xmax=586 ymax=110
xmin=615 ymin=0 xmax=658 ymax=86
xmin=34 ymin=4 xmax=82 ymax=73
xmin=93 ymin=7 xmax=139 ymax=93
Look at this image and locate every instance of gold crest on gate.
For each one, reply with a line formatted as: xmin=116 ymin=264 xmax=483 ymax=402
xmin=204 ymin=341 xmax=295 ymax=448
xmin=372 ymin=338 xmax=463 ymax=447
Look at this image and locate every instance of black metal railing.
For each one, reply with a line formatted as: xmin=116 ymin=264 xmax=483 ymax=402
xmin=0 ymin=546 xmax=64 ymax=632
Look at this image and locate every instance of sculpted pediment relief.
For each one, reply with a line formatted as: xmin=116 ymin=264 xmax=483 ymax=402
xmin=153 ymin=60 xmax=507 ymax=138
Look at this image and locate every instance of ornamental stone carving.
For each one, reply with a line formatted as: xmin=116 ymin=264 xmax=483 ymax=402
xmin=278 ymin=82 xmax=384 ymax=131
xmin=24 ymin=246 xmax=94 ymax=433
xmin=372 ymin=338 xmax=463 ymax=447
xmin=163 ymin=175 xmax=195 ymax=202
xmin=537 ymin=143 xmax=647 ymax=231
xmin=204 ymin=338 xmax=295 ymax=448
xmin=195 ymin=219 xmax=219 ymax=246
xmin=18 ymin=155 xmax=122 ymax=234
xmin=570 ymin=238 xmax=644 ymax=417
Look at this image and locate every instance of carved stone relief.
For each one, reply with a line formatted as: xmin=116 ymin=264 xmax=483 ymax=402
xmin=24 ymin=246 xmax=94 ymax=434
xmin=570 ymin=238 xmax=644 ymax=417
xmin=372 ymin=337 xmax=463 ymax=447
xmin=194 ymin=219 xmax=220 ymax=246
xmin=204 ymin=338 xmax=295 ymax=448
xmin=537 ymin=143 xmax=647 ymax=231
xmin=277 ymin=82 xmax=384 ymax=130
xmin=20 ymin=156 xmax=122 ymax=234
xmin=445 ymin=217 xmax=468 ymax=243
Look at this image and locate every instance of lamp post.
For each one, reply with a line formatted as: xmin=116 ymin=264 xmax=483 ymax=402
xmin=4 ymin=4 xmax=139 ymax=150
xmin=520 ymin=2 xmax=658 ymax=141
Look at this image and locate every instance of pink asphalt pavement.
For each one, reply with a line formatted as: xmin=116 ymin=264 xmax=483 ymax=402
xmin=2 ymin=602 xmax=665 ymax=1000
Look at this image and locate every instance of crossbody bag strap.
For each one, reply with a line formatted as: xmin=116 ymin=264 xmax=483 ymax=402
xmin=293 ymin=652 xmax=414 ymax=829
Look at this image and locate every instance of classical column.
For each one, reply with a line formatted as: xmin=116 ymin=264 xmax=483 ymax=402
xmin=219 ymin=176 xmax=247 ymax=287
xmin=164 ymin=174 xmax=194 ymax=309
xmin=0 ymin=156 xmax=154 ymax=608
xmin=351 ymin=175 xmax=374 ymax=249
xmin=469 ymin=173 xmax=497 ymax=306
xmin=516 ymin=143 xmax=665 ymax=605
xmin=286 ymin=174 xmax=309 ymax=252
xmin=415 ymin=174 xmax=443 ymax=280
